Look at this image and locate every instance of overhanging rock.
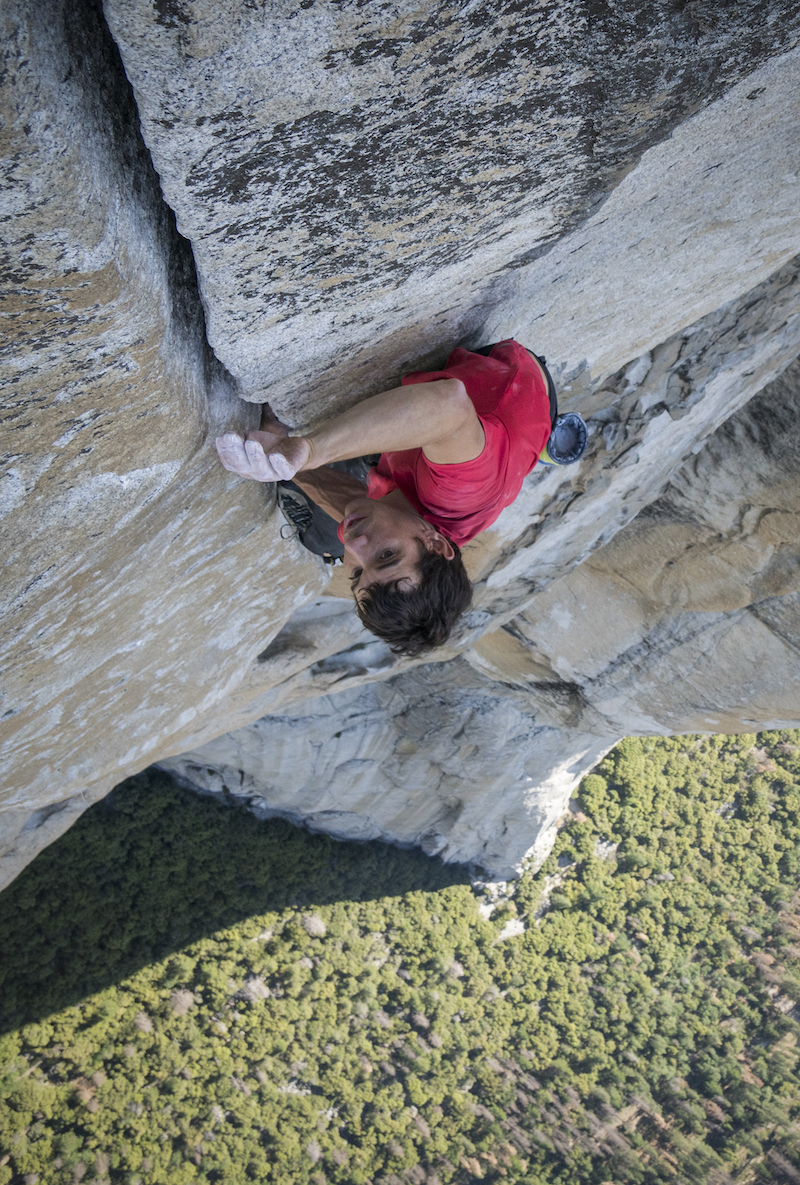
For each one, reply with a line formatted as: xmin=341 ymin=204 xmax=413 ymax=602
xmin=105 ymin=1 xmax=800 ymax=414
xmin=2 ymin=0 xmax=800 ymax=887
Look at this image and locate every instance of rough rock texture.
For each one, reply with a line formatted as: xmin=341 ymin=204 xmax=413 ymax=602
xmin=469 ymin=363 xmax=800 ymax=739
xmin=470 ymin=255 xmax=800 ymax=623
xmin=0 ymin=0 xmax=322 ymax=887
xmin=164 ymin=362 xmax=800 ymax=878
xmin=167 ymin=665 xmax=611 ymax=877
xmin=3 ymin=0 xmax=800 ymax=885
xmin=105 ymin=0 xmax=800 ymax=412
xmin=165 ymin=256 xmax=800 ymax=746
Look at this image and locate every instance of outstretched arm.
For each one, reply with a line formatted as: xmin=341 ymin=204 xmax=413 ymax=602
xmin=216 ymin=378 xmax=485 ymax=483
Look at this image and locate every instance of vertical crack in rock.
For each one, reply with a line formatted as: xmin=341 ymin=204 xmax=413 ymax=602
xmin=0 ymin=0 xmax=323 ymax=890
xmin=4 ymin=1 xmax=800 ymax=887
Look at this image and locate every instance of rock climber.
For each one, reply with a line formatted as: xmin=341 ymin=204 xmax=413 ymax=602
xmin=216 ymin=341 xmax=587 ymax=657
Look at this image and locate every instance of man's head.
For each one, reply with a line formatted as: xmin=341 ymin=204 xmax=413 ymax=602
xmin=341 ymin=493 xmax=472 ymax=656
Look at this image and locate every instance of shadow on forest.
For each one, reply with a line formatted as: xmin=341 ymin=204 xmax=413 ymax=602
xmin=0 ymin=769 xmax=470 ymax=1034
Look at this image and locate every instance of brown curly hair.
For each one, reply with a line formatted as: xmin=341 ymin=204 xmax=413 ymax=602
xmin=354 ymin=540 xmax=473 ymax=657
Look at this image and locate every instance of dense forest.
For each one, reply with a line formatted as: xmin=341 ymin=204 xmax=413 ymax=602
xmin=3 ymin=730 xmax=800 ymax=1184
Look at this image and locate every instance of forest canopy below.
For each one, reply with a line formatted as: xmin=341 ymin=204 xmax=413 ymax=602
xmin=3 ymin=731 xmax=800 ymax=1185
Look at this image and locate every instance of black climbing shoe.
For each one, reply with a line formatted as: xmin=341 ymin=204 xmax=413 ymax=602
xmin=276 ymin=481 xmax=313 ymax=535
xmin=276 ymin=481 xmax=345 ymax=565
xmin=539 ymin=413 xmax=588 ymax=466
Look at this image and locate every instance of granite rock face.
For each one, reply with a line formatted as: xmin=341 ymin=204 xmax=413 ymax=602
xmin=0 ymin=0 xmax=322 ymax=888
xmin=163 ymin=362 xmax=800 ymax=878
xmin=105 ymin=0 xmax=800 ymax=413
xmin=166 ymin=664 xmax=612 ymax=878
xmin=469 ymin=362 xmax=800 ymax=739
xmin=3 ymin=0 xmax=800 ymax=885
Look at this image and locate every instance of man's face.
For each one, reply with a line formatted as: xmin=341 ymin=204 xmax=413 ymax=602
xmin=341 ymin=495 xmax=446 ymax=600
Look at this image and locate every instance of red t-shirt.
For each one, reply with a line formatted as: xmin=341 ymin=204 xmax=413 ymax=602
xmin=364 ymin=340 xmax=551 ymax=546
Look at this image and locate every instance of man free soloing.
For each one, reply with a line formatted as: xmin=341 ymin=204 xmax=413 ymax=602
xmin=216 ymin=341 xmax=582 ymax=657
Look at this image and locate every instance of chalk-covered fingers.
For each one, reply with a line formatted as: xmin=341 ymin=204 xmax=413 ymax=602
xmin=256 ymin=434 xmax=313 ymax=481
xmin=216 ymin=433 xmax=252 ymax=475
xmin=242 ymin=439 xmax=285 ymax=481
xmin=215 ymin=432 xmax=303 ymax=482
xmin=215 ymin=432 xmax=280 ymax=481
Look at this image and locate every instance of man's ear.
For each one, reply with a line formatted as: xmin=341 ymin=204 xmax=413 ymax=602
xmin=425 ymin=529 xmax=456 ymax=561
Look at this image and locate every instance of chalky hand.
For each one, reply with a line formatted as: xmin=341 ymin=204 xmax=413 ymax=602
xmin=215 ymin=432 xmax=308 ymax=482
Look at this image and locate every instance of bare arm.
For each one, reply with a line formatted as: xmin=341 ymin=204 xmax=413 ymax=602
xmin=301 ymin=378 xmax=484 ymax=468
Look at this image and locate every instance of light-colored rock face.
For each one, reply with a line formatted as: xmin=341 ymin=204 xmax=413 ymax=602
xmin=3 ymin=1 xmax=800 ymax=886
xmin=494 ymin=364 xmax=800 ymax=739
xmin=471 ymin=253 xmax=800 ymax=622
xmin=165 ymin=662 xmax=613 ymax=879
xmin=104 ymin=1 xmax=800 ymax=414
xmin=164 ymin=361 xmax=800 ymax=878
xmin=0 ymin=1 xmax=322 ymax=887
xmin=483 ymin=47 xmax=800 ymax=386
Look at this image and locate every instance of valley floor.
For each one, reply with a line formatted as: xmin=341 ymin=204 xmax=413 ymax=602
xmin=2 ymin=732 xmax=800 ymax=1184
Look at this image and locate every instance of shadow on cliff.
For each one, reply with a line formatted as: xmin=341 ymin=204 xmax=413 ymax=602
xmin=0 ymin=770 xmax=469 ymax=1034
